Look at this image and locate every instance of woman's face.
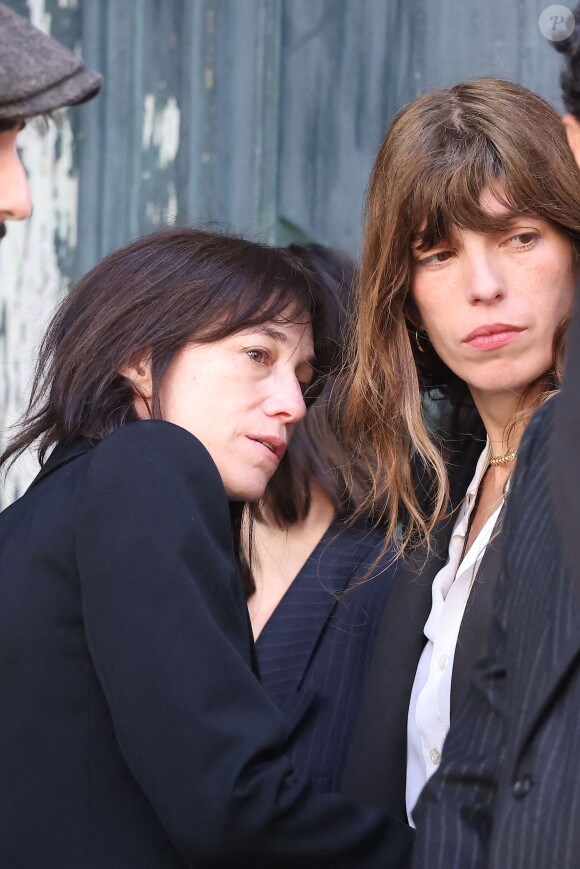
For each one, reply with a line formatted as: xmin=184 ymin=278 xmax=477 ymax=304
xmin=130 ymin=314 xmax=315 ymax=501
xmin=410 ymin=191 xmax=575 ymax=402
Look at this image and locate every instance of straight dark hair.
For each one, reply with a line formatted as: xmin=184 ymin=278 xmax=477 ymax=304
xmin=1 ymin=227 xmax=336 ymax=472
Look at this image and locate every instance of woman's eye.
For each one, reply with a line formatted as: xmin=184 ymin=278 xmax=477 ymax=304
xmin=417 ymin=250 xmax=454 ymax=267
xmin=246 ymin=348 xmax=269 ymax=364
xmin=506 ymin=232 xmax=538 ymax=248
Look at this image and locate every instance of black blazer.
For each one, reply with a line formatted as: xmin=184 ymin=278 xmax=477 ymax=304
xmin=256 ymin=521 xmax=398 ymax=793
xmin=341 ymin=434 xmax=502 ymax=820
xmin=0 ymin=421 xmax=413 ymax=868
xmin=413 ymin=395 xmax=580 ymax=869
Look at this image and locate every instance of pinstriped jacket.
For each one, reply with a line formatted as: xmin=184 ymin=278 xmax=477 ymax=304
xmin=413 ymin=395 xmax=580 ymax=868
xmin=256 ymin=521 xmax=398 ymax=794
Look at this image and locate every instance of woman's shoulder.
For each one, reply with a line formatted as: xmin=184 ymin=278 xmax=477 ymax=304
xmin=76 ymin=421 xmax=235 ymax=558
xmin=85 ymin=420 xmax=227 ymax=510
xmin=28 ymin=420 xmax=225 ymax=505
xmin=95 ymin=419 xmax=218 ymax=471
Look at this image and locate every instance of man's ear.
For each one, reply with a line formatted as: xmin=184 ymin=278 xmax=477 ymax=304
xmin=119 ymin=352 xmax=153 ymax=418
xmin=562 ymin=114 xmax=580 ymax=169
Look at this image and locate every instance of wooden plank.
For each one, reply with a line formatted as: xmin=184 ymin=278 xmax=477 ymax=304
xmin=278 ymin=0 xmax=565 ymax=255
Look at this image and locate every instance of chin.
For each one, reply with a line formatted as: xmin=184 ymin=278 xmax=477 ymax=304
xmin=224 ymin=477 xmax=271 ymax=503
xmin=467 ymin=361 xmax=550 ymax=397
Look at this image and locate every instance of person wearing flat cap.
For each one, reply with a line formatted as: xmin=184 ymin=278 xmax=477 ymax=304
xmin=0 ymin=3 xmax=101 ymax=241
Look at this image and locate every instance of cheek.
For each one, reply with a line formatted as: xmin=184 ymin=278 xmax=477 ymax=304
xmin=410 ymin=274 xmax=452 ymax=334
xmin=533 ymin=259 xmax=575 ymax=329
xmin=412 ymin=291 xmax=452 ymax=352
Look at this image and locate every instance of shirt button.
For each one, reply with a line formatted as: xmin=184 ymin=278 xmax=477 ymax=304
xmin=439 ymin=655 xmax=449 ymax=670
xmin=429 ymin=748 xmax=441 ymax=764
xmin=512 ymin=775 xmax=533 ymax=799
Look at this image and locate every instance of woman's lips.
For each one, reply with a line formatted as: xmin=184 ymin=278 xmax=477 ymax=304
xmin=463 ymin=324 xmax=525 ymax=350
xmin=246 ymin=436 xmax=287 ymax=463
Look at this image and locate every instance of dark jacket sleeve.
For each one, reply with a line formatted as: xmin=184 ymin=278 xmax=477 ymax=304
xmin=411 ymin=406 xmax=549 ymax=868
xmin=74 ymin=421 xmax=413 ymax=868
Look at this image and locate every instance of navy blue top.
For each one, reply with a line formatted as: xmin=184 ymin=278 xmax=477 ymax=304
xmin=256 ymin=520 xmax=398 ymax=794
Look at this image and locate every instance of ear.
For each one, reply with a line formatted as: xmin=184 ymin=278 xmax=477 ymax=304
xmin=119 ymin=351 xmax=153 ymax=418
xmin=562 ymin=114 xmax=580 ymax=168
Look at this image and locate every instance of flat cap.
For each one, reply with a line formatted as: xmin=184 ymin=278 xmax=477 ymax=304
xmin=0 ymin=3 xmax=102 ymax=120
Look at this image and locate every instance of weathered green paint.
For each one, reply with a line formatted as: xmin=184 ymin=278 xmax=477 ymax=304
xmin=278 ymin=0 xmax=564 ymax=253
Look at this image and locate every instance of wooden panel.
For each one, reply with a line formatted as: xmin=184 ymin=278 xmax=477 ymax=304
xmin=76 ymin=0 xmax=284 ymax=274
xmin=278 ymin=0 xmax=565 ymax=255
xmin=175 ymin=0 xmax=283 ymax=241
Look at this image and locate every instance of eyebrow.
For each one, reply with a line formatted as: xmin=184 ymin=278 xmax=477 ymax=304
xmin=253 ymin=325 xmax=290 ymax=343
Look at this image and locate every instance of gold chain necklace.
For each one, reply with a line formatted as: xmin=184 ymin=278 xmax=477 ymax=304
xmin=489 ymin=449 xmax=518 ymax=467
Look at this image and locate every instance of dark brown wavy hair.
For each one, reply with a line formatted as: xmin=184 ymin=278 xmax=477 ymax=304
xmin=343 ymin=77 xmax=580 ymax=556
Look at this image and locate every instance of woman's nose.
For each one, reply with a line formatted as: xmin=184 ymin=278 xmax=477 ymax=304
xmin=263 ymin=373 xmax=308 ymax=423
xmin=464 ymin=251 xmax=506 ymax=304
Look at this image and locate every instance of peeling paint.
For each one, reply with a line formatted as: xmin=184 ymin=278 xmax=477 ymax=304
xmin=156 ymin=98 xmax=181 ymax=168
xmin=165 ymin=183 xmax=178 ymax=226
xmin=141 ymin=93 xmax=155 ymax=151
xmin=0 ymin=116 xmax=77 ymax=505
xmin=27 ymin=0 xmax=51 ymax=33
xmin=141 ymin=94 xmax=181 ymax=169
xmin=1 ymin=0 xmax=80 ymax=505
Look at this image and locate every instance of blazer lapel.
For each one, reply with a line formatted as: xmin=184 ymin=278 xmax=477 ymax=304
xmin=339 ymin=526 xmax=450 ymax=817
xmin=341 ymin=432 xmax=484 ymax=815
xmin=256 ymin=523 xmax=379 ymax=709
xmin=514 ymin=546 xmax=580 ymax=764
xmin=451 ymin=526 xmax=503 ymax=715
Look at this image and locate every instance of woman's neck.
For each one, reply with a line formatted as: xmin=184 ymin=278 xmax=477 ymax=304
xmin=469 ymin=381 xmax=545 ymax=456
xmin=459 ymin=381 xmax=546 ymax=557
xmin=247 ymin=484 xmax=336 ymax=640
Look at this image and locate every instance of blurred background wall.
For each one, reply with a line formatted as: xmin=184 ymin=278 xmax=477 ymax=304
xmin=0 ymin=0 xmax=567 ymax=503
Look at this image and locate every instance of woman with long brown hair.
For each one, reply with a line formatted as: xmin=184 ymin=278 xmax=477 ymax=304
xmin=340 ymin=78 xmax=580 ymax=825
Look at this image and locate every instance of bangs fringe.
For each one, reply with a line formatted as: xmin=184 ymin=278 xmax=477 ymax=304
xmin=410 ymin=141 xmax=539 ymax=250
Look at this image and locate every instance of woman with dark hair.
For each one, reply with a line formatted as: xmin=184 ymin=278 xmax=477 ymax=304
xmin=248 ymin=244 xmax=398 ymax=795
xmin=0 ymin=228 xmax=412 ymax=867
xmin=339 ymin=78 xmax=580 ymax=825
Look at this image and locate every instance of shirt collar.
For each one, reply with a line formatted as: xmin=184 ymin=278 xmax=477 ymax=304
xmin=463 ymin=438 xmax=491 ymax=509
